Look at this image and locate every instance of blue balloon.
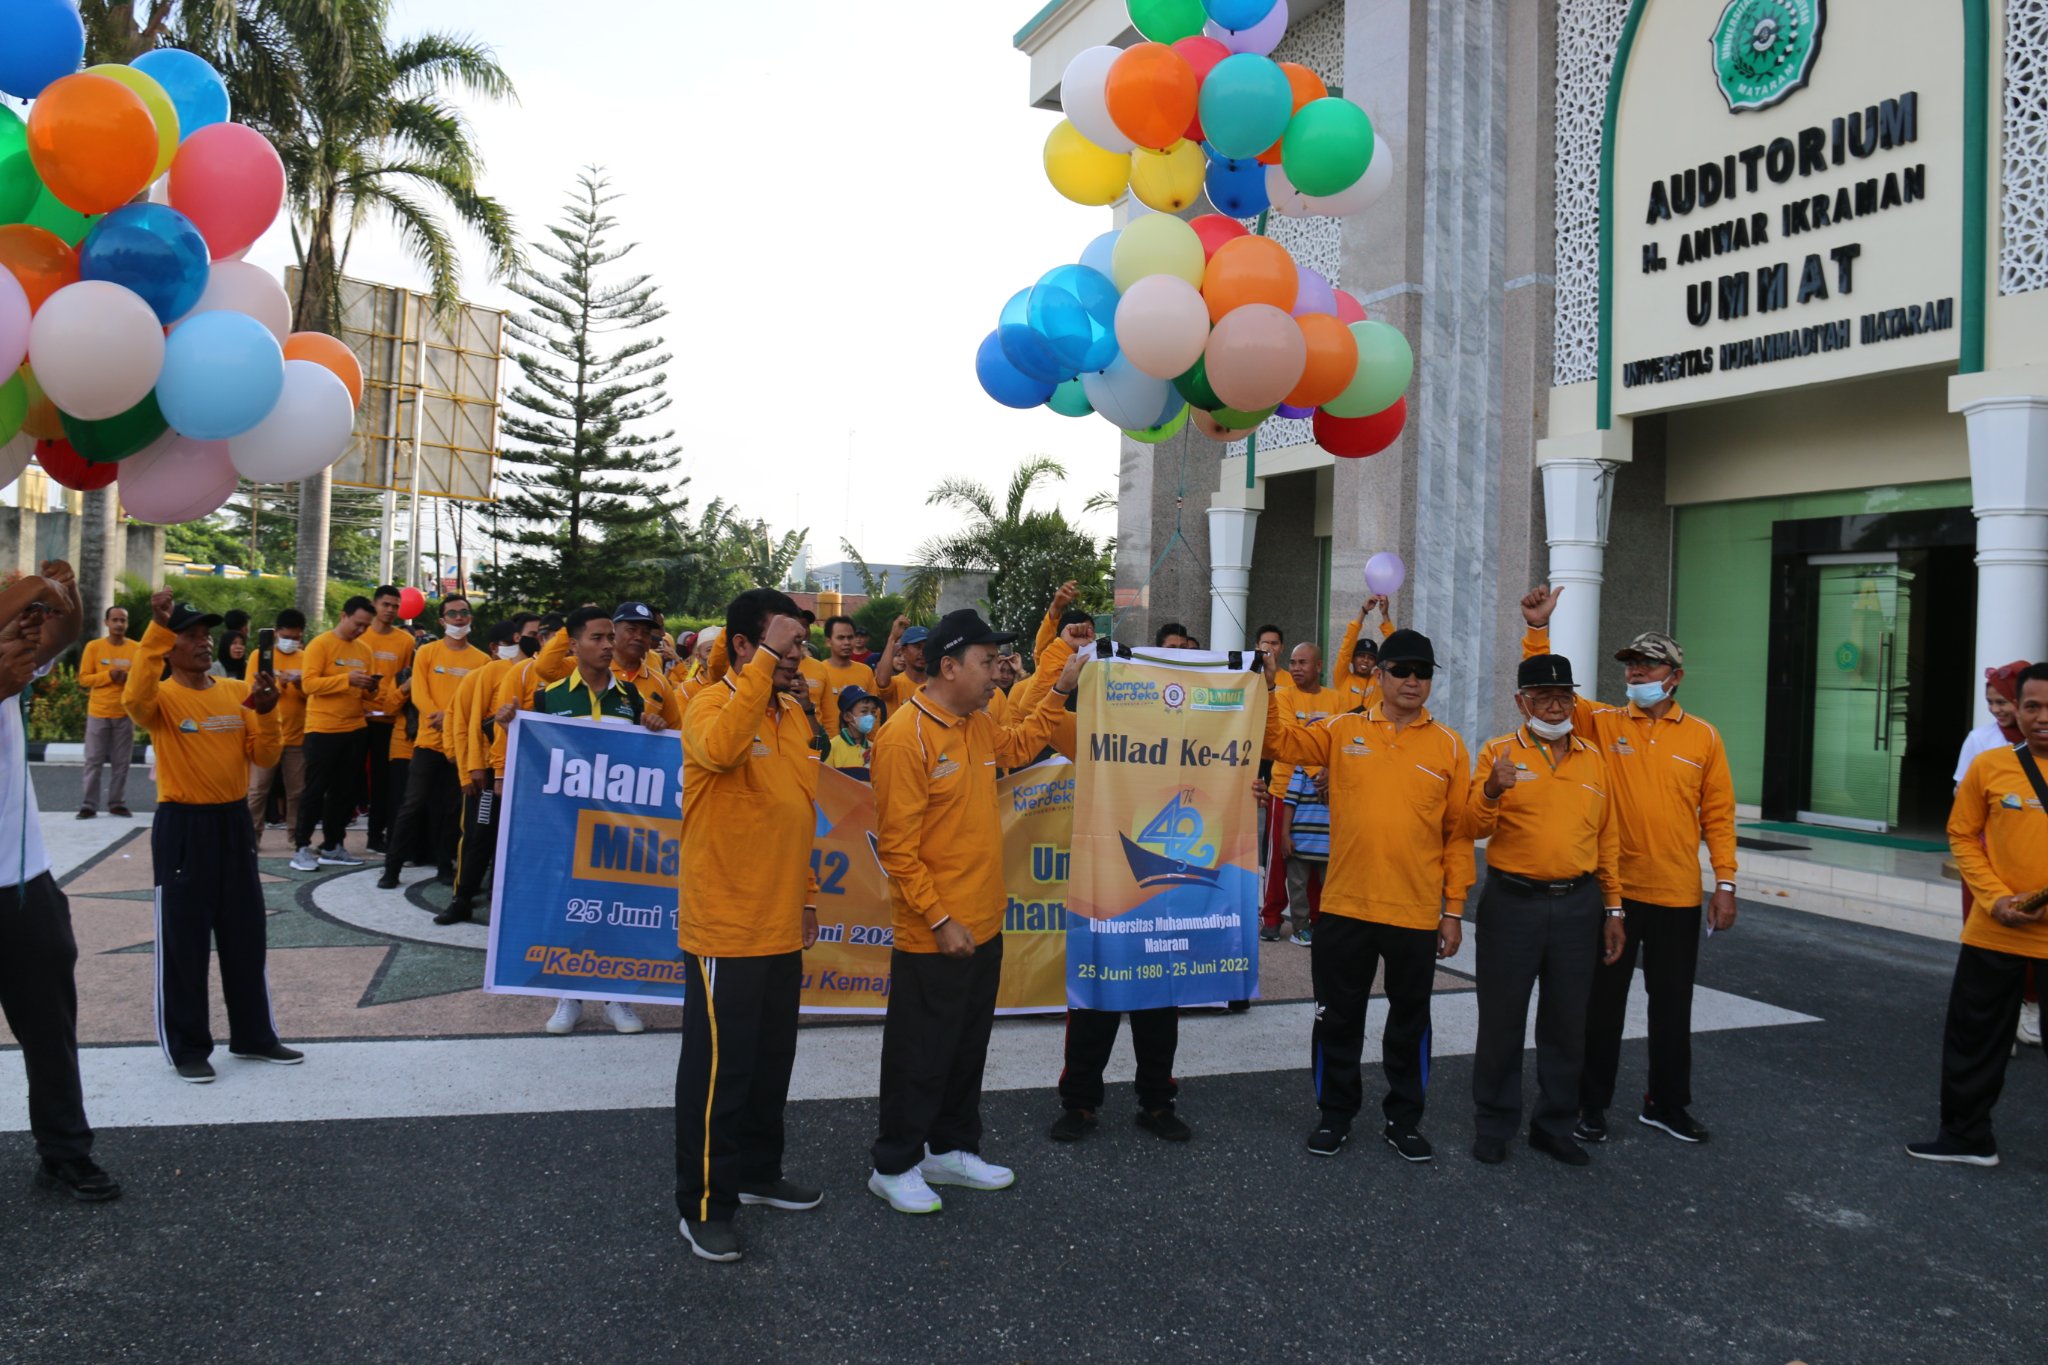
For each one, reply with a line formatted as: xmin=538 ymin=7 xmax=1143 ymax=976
xmin=0 ymin=0 xmax=84 ymax=100
xmin=1199 ymin=54 xmax=1294 ymax=160
xmin=79 ymin=205 xmax=211 ymax=324
xmin=1204 ymin=0 xmax=1278 ymax=29
xmin=1204 ymin=154 xmax=1269 ymax=217
xmin=998 ymin=288 xmax=1073 ymax=385
xmin=1079 ymin=229 xmax=1120 ymax=281
xmin=130 ymin=48 xmax=231 ymax=139
xmin=1026 ymin=264 xmax=1120 ymax=374
xmin=1151 ymin=389 xmax=1186 ymax=429
xmin=158 ymin=311 xmax=285 ymax=439
xmin=977 ymin=330 xmax=1055 ymax=410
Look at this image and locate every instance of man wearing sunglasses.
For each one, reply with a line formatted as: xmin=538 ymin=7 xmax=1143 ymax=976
xmin=1519 ymin=586 xmax=1737 ymax=1148
xmin=1261 ymin=628 xmax=1475 ymax=1163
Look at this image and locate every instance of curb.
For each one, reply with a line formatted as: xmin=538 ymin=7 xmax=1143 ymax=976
xmin=30 ymin=743 xmax=151 ymax=765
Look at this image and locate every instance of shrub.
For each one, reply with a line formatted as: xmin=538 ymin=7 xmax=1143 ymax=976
xmin=115 ymin=573 xmax=379 ymax=635
xmin=28 ymin=663 xmax=87 ymax=743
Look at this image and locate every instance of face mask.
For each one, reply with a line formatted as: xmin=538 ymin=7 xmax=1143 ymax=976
xmin=1626 ymin=680 xmax=1669 ymax=708
xmin=1526 ymin=715 xmax=1573 ymax=741
xmin=854 ymin=713 xmax=876 ymax=736
xmin=518 ymin=635 xmax=541 ymax=657
xmin=496 ymin=644 xmax=521 ymax=661
xmin=443 ymin=623 xmax=471 ymax=640
xmin=275 ymin=638 xmax=300 ymax=654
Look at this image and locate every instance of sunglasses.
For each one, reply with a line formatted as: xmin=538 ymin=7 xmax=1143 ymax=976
xmin=1381 ymin=662 xmax=1434 ymax=681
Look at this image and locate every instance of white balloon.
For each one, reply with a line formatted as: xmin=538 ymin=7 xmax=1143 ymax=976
xmin=175 ymin=260 xmax=293 ymax=345
xmin=1082 ymin=355 xmax=1173 ymax=431
xmin=0 ymin=267 xmax=28 ymax=377
xmin=1079 ymin=229 xmax=1120 ymax=279
xmin=227 ymin=360 xmax=355 ymax=482
xmin=118 ymin=430 xmax=239 ymax=525
xmin=1303 ymin=140 xmax=1394 ymax=216
xmin=1264 ymin=163 xmax=1314 ymax=217
xmin=27 ymin=281 xmax=166 ymax=421
xmin=1060 ymin=46 xmax=1137 ymax=155
xmin=1114 ymin=274 xmax=1211 ymax=379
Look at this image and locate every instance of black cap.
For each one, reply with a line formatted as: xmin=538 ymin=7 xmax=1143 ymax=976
xmin=930 ymin=609 xmax=1017 ymax=659
xmin=1517 ymin=653 xmax=1578 ymax=689
xmin=612 ymin=601 xmax=655 ymax=624
xmin=168 ymin=603 xmax=224 ymax=633
xmin=1351 ymin=635 xmax=1379 ymax=656
xmin=1378 ymin=628 xmax=1434 ymax=667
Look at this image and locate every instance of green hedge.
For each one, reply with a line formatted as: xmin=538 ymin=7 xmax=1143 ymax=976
xmin=115 ymin=572 xmax=380 ymax=634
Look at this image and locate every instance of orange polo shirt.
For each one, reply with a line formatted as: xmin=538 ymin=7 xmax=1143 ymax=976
xmin=1464 ymin=727 xmax=1622 ymax=905
xmin=816 ymin=657 xmax=877 ymax=738
xmin=870 ymin=638 xmax=1073 ymax=951
xmin=1950 ymin=744 xmax=2048 ymax=958
xmin=1522 ymin=624 xmax=1738 ymax=906
xmin=363 ymin=624 xmax=415 ymax=726
xmin=1264 ymin=698 xmax=1475 ymax=928
xmin=271 ymin=649 xmax=307 ymax=747
xmin=1332 ymin=618 xmax=1393 ymax=712
xmin=1269 ymin=679 xmax=1339 ymax=801
xmin=409 ymin=638 xmax=491 ymax=756
xmin=299 ymin=629 xmax=376 ymax=734
xmin=487 ymin=657 xmax=548 ymax=776
xmin=77 ymin=636 xmax=142 ymax=719
xmin=679 ymin=647 xmax=822 ymax=957
xmin=124 ymin=622 xmax=282 ymax=804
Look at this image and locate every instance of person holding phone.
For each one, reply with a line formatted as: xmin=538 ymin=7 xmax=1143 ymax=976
xmin=76 ymin=604 xmax=141 ymax=819
xmin=245 ymin=610 xmax=307 ymax=847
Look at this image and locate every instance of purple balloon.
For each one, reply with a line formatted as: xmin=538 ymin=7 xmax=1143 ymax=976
xmin=1275 ymin=402 xmax=1314 ymax=420
xmin=1364 ymin=551 xmax=1407 ymax=597
xmin=1291 ymin=266 xmax=1337 ymax=319
xmin=1206 ymin=1 xmax=1289 ymax=55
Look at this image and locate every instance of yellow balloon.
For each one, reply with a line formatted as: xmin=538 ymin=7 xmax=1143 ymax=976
xmin=1130 ymin=139 xmax=1205 ymax=213
xmin=86 ymin=63 xmax=181 ymax=181
xmin=1110 ymin=210 xmax=1205 ymax=291
xmin=1043 ymin=120 xmax=1130 ymax=208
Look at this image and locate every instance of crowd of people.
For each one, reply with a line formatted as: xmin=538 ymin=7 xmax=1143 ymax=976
xmin=3 ymin=561 xmax=2042 ymax=1271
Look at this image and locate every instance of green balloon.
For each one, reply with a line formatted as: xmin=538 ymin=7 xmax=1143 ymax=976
xmin=1047 ymin=377 xmax=1093 ymax=418
xmin=61 ymin=391 xmax=169 ymax=464
xmin=1128 ymin=0 xmax=1208 ymax=43
xmin=1281 ymin=98 xmax=1375 ymax=198
xmin=1173 ymin=355 xmax=1223 ymax=411
xmin=0 ymin=107 xmax=35 ymax=225
xmin=1323 ymin=321 xmax=1413 ymax=418
xmin=0 ymin=373 xmax=26 ymax=446
xmin=1131 ymin=405 xmax=1190 ymax=445
xmin=1212 ymin=403 xmax=1278 ymax=429
xmin=24 ymin=188 xmax=99 ymax=247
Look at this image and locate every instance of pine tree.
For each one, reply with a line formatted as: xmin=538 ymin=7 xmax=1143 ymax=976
xmin=482 ymin=170 xmax=683 ymax=609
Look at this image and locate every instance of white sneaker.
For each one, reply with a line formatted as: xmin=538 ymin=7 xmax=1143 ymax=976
xmin=918 ymin=1146 xmax=1014 ymax=1191
xmin=2020 ymin=1000 xmax=2042 ymax=1048
xmin=289 ymin=846 xmax=319 ymax=872
xmin=867 ymin=1166 xmax=943 ymax=1214
xmin=604 ymin=1002 xmax=644 ymax=1034
xmin=317 ymin=847 xmax=364 ymax=867
xmin=545 ymin=999 xmax=582 ymax=1034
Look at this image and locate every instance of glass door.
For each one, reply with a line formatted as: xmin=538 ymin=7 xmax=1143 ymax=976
xmin=1801 ymin=558 xmax=1912 ymax=830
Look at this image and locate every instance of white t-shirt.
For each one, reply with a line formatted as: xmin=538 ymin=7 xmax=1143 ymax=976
xmin=1953 ymin=720 xmax=2012 ymax=785
xmin=0 ymin=666 xmax=52 ymax=886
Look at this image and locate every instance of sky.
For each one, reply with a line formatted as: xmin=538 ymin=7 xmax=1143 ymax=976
xmin=241 ymin=0 xmax=1121 ymax=568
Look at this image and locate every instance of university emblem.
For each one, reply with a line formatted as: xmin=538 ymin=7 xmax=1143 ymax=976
xmin=1712 ymin=0 xmax=1824 ymax=112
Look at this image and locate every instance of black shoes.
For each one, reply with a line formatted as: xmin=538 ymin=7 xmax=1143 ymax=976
xmin=679 ymin=1217 xmax=742 ymax=1262
xmin=1306 ymin=1125 xmax=1348 ymax=1156
xmin=1638 ymin=1099 xmax=1710 ymax=1144
xmin=433 ymin=906 xmax=473 ymax=926
xmin=230 ymin=1044 xmax=305 ymax=1064
xmin=736 ymin=1178 xmax=823 ymax=1210
xmin=1472 ymin=1136 xmax=1508 ymax=1165
xmin=75 ymin=807 xmax=95 ymax=820
xmin=375 ymin=871 xmax=401 ymax=889
xmin=1529 ymin=1128 xmax=1592 ymax=1167
xmin=1136 ymin=1107 xmax=1192 ymax=1142
xmin=1573 ymin=1110 xmax=1609 ymax=1144
xmin=1383 ymin=1123 xmax=1433 ymax=1163
xmin=1048 ymin=1108 xmax=1097 ymax=1142
xmin=1905 ymin=1135 xmax=1999 ymax=1167
xmin=35 ymin=1157 xmax=121 ymax=1202
xmin=175 ymin=1060 xmax=215 ymax=1084
xmin=109 ymin=805 xmax=132 ymax=818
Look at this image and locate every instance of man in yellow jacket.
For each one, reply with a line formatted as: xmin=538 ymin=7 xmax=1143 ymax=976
xmin=378 ymin=594 xmax=487 ymax=889
xmin=75 ymin=604 xmax=140 ymax=818
xmin=1519 ymin=586 xmax=1737 ymax=1146
xmin=289 ymin=596 xmax=379 ymax=872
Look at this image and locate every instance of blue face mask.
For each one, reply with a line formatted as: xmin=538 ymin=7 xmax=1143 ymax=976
xmin=1626 ymin=680 xmax=1669 ymax=708
xmin=854 ymin=713 xmax=876 ymax=736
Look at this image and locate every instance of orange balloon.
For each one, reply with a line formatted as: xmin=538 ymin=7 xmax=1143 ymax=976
xmin=25 ymin=74 xmax=159 ymax=216
xmin=1104 ymin=43 xmax=1200 ymax=152
xmin=1287 ymin=313 xmax=1361 ymax=408
xmin=283 ymin=331 xmax=365 ymax=409
xmin=1259 ymin=64 xmax=1328 ymax=164
xmin=1202 ymin=236 xmax=1297 ymax=323
xmin=19 ymin=366 xmax=64 ymax=440
xmin=0 ymin=226 xmax=80 ymax=314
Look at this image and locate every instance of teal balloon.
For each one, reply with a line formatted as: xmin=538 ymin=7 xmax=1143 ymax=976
xmin=0 ymin=107 xmax=37 ymax=225
xmin=0 ymin=372 xmax=26 ymax=444
xmin=1281 ymin=98 xmax=1374 ymax=197
xmin=1173 ymin=354 xmax=1223 ymax=411
xmin=1197 ymin=54 xmax=1293 ymax=160
xmin=1323 ymin=321 xmax=1413 ymax=418
xmin=1128 ymin=0 xmax=1207 ymax=42
xmin=1048 ymin=378 xmax=1094 ymax=418
xmin=60 ymin=390 xmax=168 ymax=463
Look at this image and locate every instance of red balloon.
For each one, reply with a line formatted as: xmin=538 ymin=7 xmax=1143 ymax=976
xmin=1189 ymin=213 xmax=1249 ymax=261
xmin=1313 ymin=397 xmax=1406 ymax=459
xmin=1172 ymin=35 xmax=1231 ymax=141
xmin=398 ymin=586 xmax=426 ymax=620
xmin=37 ymin=437 xmax=119 ymax=490
xmin=1333 ymin=289 xmax=1368 ymax=324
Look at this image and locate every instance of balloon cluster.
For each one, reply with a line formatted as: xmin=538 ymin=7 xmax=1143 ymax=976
xmin=976 ymin=0 xmax=1410 ymax=459
xmin=0 ymin=1 xmax=364 ymax=525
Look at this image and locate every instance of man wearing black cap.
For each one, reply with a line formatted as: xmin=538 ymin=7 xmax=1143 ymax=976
xmin=1463 ymin=655 xmax=1625 ymax=1167
xmin=1261 ymin=627 xmax=1474 ymax=1162
xmin=609 ymin=601 xmax=684 ymax=731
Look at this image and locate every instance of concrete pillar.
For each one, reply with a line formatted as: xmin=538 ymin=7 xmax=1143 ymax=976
xmin=297 ymin=469 xmax=331 ymax=625
xmin=76 ymin=488 xmax=119 ymax=642
xmin=1205 ymin=483 xmax=1265 ymax=653
xmin=1538 ymin=456 xmax=1616 ymax=677
xmin=1960 ymin=394 xmax=2048 ymax=683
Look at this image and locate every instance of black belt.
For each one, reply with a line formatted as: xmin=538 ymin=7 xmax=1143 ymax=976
xmin=1492 ymin=870 xmax=1595 ymax=897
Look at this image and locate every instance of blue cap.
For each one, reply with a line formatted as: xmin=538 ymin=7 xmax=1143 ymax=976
xmin=900 ymin=626 xmax=929 ymax=646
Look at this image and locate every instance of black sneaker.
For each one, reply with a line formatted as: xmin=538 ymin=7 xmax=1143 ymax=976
xmin=1136 ymin=1107 xmax=1192 ymax=1142
xmin=175 ymin=1060 xmax=215 ymax=1084
xmin=230 ymin=1044 xmax=304 ymax=1065
xmin=1638 ymin=1100 xmax=1709 ymax=1144
xmin=1226 ymin=998 xmax=1251 ymax=1013
xmin=679 ymin=1217 xmax=742 ymax=1262
xmin=736 ymin=1177 xmax=823 ymax=1210
xmin=75 ymin=807 xmax=95 ymax=820
xmin=1306 ymin=1125 xmax=1348 ymax=1157
xmin=1048 ymin=1108 xmax=1097 ymax=1142
xmin=1384 ymin=1124 xmax=1434 ymax=1163
xmin=1905 ymin=1136 xmax=1999 ymax=1167
xmin=1529 ymin=1128 xmax=1592 ymax=1167
xmin=1573 ymin=1110 xmax=1609 ymax=1144
xmin=35 ymin=1157 xmax=121 ymax=1202
xmin=1259 ymin=926 xmax=1282 ymax=942
xmin=1472 ymin=1136 xmax=1508 ymax=1165
xmin=433 ymin=907 xmax=473 ymax=926
xmin=109 ymin=806 xmax=132 ymax=818
xmin=376 ymin=872 xmax=400 ymax=890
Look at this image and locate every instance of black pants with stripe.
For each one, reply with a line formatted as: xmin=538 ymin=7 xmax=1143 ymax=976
xmin=1310 ymin=915 xmax=1437 ymax=1132
xmin=0 ymin=873 xmax=93 ymax=1163
xmin=448 ymin=784 xmax=497 ymax=913
xmin=1472 ymin=874 xmax=1603 ymax=1142
xmin=1938 ymin=942 xmax=2048 ymax=1149
xmin=154 ymin=800 xmax=278 ymax=1065
xmin=674 ymin=950 xmax=801 ymax=1223
xmin=384 ymin=748 xmax=459 ymax=879
xmin=872 ymin=935 xmax=1004 ymax=1175
xmin=1581 ymin=898 xmax=1700 ymax=1116
xmin=1059 ymin=1007 xmax=1180 ymax=1113
xmin=295 ymin=728 xmax=366 ymax=852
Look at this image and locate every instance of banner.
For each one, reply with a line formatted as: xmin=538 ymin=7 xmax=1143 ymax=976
xmin=1068 ymin=654 xmax=1266 ymax=1010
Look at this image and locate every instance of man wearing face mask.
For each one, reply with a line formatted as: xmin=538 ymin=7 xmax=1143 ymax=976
xmin=436 ymin=614 xmax=541 ymax=925
xmin=290 ymin=597 xmax=379 ymax=872
xmin=378 ymin=595 xmax=488 ymax=890
xmin=1462 ymin=655 xmax=1625 ymax=1167
xmin=1519 ymin=587 xmax=1737 ymax=1147
xmin=245 ymin=609 xmax=307 ymax=846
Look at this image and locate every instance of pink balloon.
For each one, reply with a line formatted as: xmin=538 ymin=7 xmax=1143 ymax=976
xmin=0 ymin=267 xmax=28 ymax=377
xmin=1204 ymin=302 xmax=1307 ymax=411
xmin=1333 ymin=288 xmax=1367 ymax=324
xmin=1114 ymin=274 xmax=1211 ymax=380
xmin=167 ymin=123 xmax=285 ymax=260
xmin=1291 ymin=266 xmax=1337 ymax=318
xmin=1206 ymin=2 xmax=1290 ymax=55
xmin=118 ymin=430 xmax=238 ymax=525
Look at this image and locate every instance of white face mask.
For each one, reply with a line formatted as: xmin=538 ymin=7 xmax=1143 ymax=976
xmin=1526 ymin=715 xmax=1573 ymax=741
xmin=443 ymin=623 xmax=471 ymax=640
xmin=496 ymin=644 xmax=521 ymax=661
xmin=275 ymin=638 xmax=300 ymax=654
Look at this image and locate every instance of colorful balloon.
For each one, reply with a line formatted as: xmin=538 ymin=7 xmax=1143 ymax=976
xmin=1105 ymin=44 xmax=1199 ymax=152
xmin=398 ymin=586 xmax=427 ymax=620
xmin=17 ymin=365 xmax=61 ymax=439
xmin=1205 ymin=0 xmax=1278 ymax=27
xmin=1317 ymin=402 xmax=1407 ymax=459
xmin=1129 ymin=139 xmax=1207 ymax=212
xmin=85 ymin=64 xmax=180 ymax=180
xmin=1078 ymin=229 xmax=1120 ymax=280
xmin=21 ymin=187 xmax=99 ymax=246
xmin=1287 ymin=312 xmax=1359 ymax=407
xmin=1129 ymin=0 xmax=1209 ymax=43
xmin=1204 ymin=302 xmax=1305 ymax=410
xmin=1303 ymin=138 xmax=1393 ymax=216
xmin=1278 ymin=61 xmax=1329 ymax=112
xmin=1364 ymin=548 xmax=1409 ymax=593
xmin=1082 ymin=354 xmax=1174 ymax=432
xmin=79 ymin=203 xmax=211 ymax=324
xmin=1191 ymin=408 xmax=1256 ymax=441
xmin=1114 ymin=274 xmax=1210 ymax=380
xmin=0 ymin=372 xmax=26 ymax=446
xmin=1282 ymin=97 xmax=1374 ymax=197
xmin=1291 ymin=265 xmax=1337 ymax=318
xmin=227 ymin=359 xmax=356 ymax=481
xmin=281 ymin=331 xmax=365 ymax=408
xmin=1196 ymin=55 xmax=1294 ymax=160
xmin=1205 ymin=0 xmax=1289 ymax=56
xmin=1203 ymin=153 xmax=1269 ymax=217
xmin=0 ymin=108 xmax=37 ymax=225
xmin=1047 ymin=378 xmax=1094 ymax=418
xmin=1333 ymin=288 xmax=1367 ymax=324
xmin=117 ymin=430 xmax=237 ymax=524
xmin=1275 ymin=402 xmax=1314 ymax=420
xmin=1027 ymin=265 xmax=1120 ymax=373
xmin=1201 ymin=234 xmax=1296 ymax=321
xmin=976 ymin=329 xmax=1055 ymax=409
xmin=0 ymin=269 xmax=26 ymax=378
xmin=158 ymin=308 xmax=285 ymax=438
xmin=1043 ymin=120 xmax=1130 ymax=207
xmin=998 ymin=287 xmax=1073 ymax=385
xmin=129 ymin=49 xmax=230 ymax=139
xmin=168 ymin=122 xmax=286 ymax=260
xmin=1059 ymin=47 xmax=1136 ymax=155
xmin=28 ymin=280 xmax=165 ymax=420
xmin=0 ymin=225 xmax=80 ymax=315
xmin=1130 ymin=403 xmax=1191 ymax=444
xmin=1189 ymin=213 xmax=1250 ymax=260
xmin=26 ymin=74 xmax=158 ymax=215
xmin=1322 ymin=319 xmax=1413 ymax=418
xmin=36 ymin=437 xmax=118 ymax=491
xmin=1211 ymin=401 xmax=1277 ymax=428
xmin=179 ymin=259 xmax=293 ymax=344
xmin=1173 ymin=353 xmax=1224 ymax=411
xmin=1111 ymin=211 xmax=1205 ymax=291
xmin=0 ymin=0 xmax=85 ymax=101
xmin=1171 ymin=36 xmax=1231 ymax=141
xmin=1264 ymin=162 xmax=1314 ymax=217
xmin=60 ymin=390 xmax=168 ymax=463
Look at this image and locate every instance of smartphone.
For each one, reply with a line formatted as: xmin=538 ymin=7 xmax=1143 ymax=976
xmin=256 ymin=627 xmax=275 ymax=678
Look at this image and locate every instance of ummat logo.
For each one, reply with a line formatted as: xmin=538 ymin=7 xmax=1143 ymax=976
xmin=1118 ymin=789 xmax=1222 ymax=888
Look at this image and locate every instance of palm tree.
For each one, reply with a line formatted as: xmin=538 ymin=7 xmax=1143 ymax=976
xmin=722 ymin=519 xmax=808 ymax=592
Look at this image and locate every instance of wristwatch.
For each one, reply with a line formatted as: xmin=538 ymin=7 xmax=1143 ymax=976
xmin=1605 ymin=908 xmax=1626 ymax=919
xmin=1715 ymin=880 xmax=1737 ymax=894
